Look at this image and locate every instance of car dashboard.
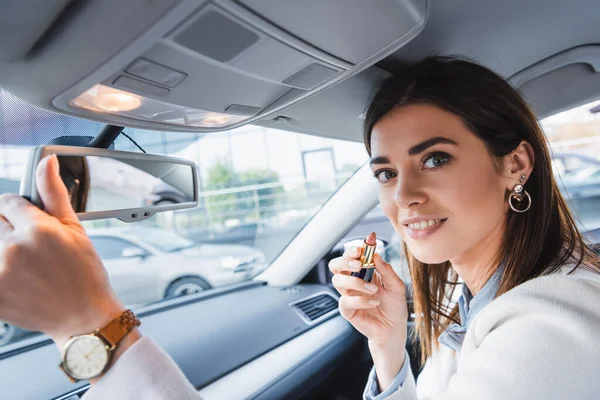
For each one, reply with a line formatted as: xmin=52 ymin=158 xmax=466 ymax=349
xmin=0 ymin=281 xmax=362 ymax=400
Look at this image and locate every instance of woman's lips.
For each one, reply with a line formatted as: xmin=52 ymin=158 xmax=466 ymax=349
xmin=405 ymin=218 xmax=447 ymax=240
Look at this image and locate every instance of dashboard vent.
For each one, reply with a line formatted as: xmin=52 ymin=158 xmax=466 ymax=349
xmin=290 ymin=292 xmax=338 ymax=325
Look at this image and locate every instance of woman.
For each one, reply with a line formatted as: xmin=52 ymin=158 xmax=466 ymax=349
xmin=328 ymin=56 xmax=600 ymax=399
xmin=0 ymin=57 xmax=599 ymax=400
xmin=57 ymin=155 xmax=90 ymax=213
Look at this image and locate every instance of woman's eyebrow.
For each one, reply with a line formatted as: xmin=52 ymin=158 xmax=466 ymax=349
xmin=369 ymin=156 xmax=390 ymax=166
xmin=408 ymin=136 xmax=458 ymax=155
xmin=369 ymin=137 xmax=458 ymax=165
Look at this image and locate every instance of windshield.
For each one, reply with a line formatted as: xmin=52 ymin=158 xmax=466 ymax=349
xmin=0 ymin=89 xmax=367 ymax=340
xmin=121 ymin=228 xmax=195 ymax=253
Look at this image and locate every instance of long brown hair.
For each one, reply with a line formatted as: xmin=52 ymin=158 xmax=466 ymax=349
xmin=363 ymin=56 xmax=600 ymax=363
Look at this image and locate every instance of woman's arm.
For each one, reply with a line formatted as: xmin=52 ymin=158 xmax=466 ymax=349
xmin=82 ymin=335 xmax=201 ymax=400
xmin=368 ymin=339 xmax=408 ymax=392
xmin=0 ymin=156 xmax=202 ymax=397
xmin=363 ymin=351 xmax=410 ymax=399
xmin=362 ymin=344 xmax=451 ymax=400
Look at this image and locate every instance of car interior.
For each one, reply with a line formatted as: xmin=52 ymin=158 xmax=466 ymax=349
xmin=1 ymin=0 xmax=600 ymax=399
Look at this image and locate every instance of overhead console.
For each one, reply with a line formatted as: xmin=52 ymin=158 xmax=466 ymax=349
xmin=0 ymin=0 xmax=428 ymax=132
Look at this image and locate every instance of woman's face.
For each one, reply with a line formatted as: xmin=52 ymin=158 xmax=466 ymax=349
xmin=370 ymin=104 xmax=509 ymax=264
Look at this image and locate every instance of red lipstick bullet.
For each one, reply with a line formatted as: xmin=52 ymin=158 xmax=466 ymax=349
xmin=351 ymin=232 xmax=377 ymax=282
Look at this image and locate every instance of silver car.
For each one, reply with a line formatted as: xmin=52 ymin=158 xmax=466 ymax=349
xmin=87 ymin=227 xmax=267 ymax=306
xmin=0 ymin=227 xmax=266 ymax=347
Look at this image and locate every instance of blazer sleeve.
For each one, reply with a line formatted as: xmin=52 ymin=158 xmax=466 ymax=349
xmin=364 ymin=274 xmax=600 ymax=400
xmin=363 ymin=351 xmax=411 ymax=399
xmin=82 ymin=336 xmax=201 ymax=400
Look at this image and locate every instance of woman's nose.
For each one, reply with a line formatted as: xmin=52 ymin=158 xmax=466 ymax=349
xmin=394 ymin=174 xmax=427 ymax=209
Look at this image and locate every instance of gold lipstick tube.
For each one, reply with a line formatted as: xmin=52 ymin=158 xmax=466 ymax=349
xmin=351 ymin=239 xmax=377 ymax=282
xmin=361 ymin=241 xmax=376 ymax=268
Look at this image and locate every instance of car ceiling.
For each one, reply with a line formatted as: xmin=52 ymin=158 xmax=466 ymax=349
xmin=1 ymin=0 xmax=599 ymax=143
xmin=259 ymin=0 xmax=600 ymax=141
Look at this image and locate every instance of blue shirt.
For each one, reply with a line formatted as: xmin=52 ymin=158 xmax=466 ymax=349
xmin=363 ymin=267 xmax=504 ymax=399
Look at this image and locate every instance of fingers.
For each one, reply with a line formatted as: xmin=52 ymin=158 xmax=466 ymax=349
xmin=338 ymin=295 xmax=379 ymax=320
xmin=0 ymin=194 xmax=47 ymax=229
xmin=373 ymin=254 xmax=405 ymax=292
xmin=342 ymin=245 xmax=362 ymax=260
xmin=35 ymin=155 xmax=81 ymax=226
xmin=328 ymin=246 xmax=362 ymax=275
xmin=332 ymin=274 xmax=379 ymax=295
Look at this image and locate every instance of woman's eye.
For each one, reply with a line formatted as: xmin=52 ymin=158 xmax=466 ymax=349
xmin=423 ymin=153 xmax=450 ymax=169
xmin=374 ymin=170 xmax=397 ymax=183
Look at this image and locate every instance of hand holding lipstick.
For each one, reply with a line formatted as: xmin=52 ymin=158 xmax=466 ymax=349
xmin=329 ymin=232 xmax=409 ymax=391
xmin=329 ymin=233 xmax=408 ymax=343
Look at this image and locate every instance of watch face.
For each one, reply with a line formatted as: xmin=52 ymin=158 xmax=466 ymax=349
xmin=63 ymin=335 xmax=109 ymax=380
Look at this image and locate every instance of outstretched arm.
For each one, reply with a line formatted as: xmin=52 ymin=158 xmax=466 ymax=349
xmin=0 ymin=155 xmax=200 ymax=398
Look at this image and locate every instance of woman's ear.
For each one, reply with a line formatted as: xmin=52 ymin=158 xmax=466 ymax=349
xmin=503 ymin=141 xmax=535 ymax=189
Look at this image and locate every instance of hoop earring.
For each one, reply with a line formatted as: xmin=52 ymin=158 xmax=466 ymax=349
xmin=509 ymin=184 xmax=531 ymax=213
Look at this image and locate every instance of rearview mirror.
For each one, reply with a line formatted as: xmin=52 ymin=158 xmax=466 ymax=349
xmin=20 ymin=145 xmax=198 ymax=222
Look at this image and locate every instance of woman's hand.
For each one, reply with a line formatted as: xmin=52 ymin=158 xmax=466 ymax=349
xmin=329 ymin=246 xmax=409 ymax=390
xmin=329 ymin=245 xmax=408 ymax=344
xmin=0 ymin=155 xmax=127 ymax=349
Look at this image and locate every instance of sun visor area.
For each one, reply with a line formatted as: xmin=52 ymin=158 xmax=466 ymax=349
xmin=0 ymin=0 xmax=428 ymax=132
xmin=255 ymin=67 xmax=392 ymax=142
xmin=0 ymin=0 xmax=71 ymax=62
xmin=510 ymin=45 xmax=600 ymax=118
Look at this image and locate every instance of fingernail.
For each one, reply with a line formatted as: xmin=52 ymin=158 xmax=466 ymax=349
xmin=364 ymin=283 xmax=378 ymax=293
xmin=349 ymin=260 xmax=361 ymax=270
xmin=368 ymin=300 xmax=380 ymax=306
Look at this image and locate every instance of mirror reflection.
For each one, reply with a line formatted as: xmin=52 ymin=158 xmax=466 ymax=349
xmin=57 ymin=155 xmax=194 ymax=213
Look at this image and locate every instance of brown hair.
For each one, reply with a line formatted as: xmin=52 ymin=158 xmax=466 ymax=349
xmin=363 ymin=56 xmax=600 ymax=363
xmin=57 ymin=155 xmax=90 ymax=213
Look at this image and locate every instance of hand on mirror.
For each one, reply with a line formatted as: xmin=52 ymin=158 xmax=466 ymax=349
xmin=0 ymin=155 xmax=128 ymax=350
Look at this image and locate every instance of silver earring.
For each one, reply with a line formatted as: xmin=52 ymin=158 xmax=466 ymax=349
xmin=509 ymin=184 xmax=531 ymax=213
xmin=519 ymin=174 xmax=526 ymax=183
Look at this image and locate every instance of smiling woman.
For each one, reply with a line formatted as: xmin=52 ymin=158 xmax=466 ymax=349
xmin=328 ymin=56 xmax=600 ymax=400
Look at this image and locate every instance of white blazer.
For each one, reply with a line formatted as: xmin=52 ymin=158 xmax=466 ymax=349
xmin=82 ymin=265 xmax=600 ymax=400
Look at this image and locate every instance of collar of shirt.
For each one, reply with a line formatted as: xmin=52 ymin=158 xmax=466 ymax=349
xmin=438 ymin=265 xmax=504 ymax=351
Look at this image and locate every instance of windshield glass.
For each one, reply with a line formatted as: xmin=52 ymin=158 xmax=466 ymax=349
xmin=121 ymin=228 xmax=195 ymax=253
xmin=0 ymin=89 xmax=367 ymax=349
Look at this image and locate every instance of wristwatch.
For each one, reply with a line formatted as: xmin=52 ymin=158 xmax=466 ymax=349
xmin=59 ymin=309 xmax=141 ymax=382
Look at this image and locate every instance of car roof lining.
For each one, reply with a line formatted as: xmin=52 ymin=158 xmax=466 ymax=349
xmin=0 ymin=0 xmax=429 ymax=134
xmin=256 ymin=0 xmax=600 ymax=140
xmin=0 ymin=0 xmax=599 ymax=141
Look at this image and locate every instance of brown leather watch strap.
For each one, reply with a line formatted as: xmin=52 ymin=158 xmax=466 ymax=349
xmin=95 ymin=309 xmax=141 ymax=350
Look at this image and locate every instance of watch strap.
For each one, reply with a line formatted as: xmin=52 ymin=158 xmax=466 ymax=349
xmin=95 ymin=309 xmax=141 ymax=350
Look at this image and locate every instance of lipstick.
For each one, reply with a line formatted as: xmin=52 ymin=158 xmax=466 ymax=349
xmin=351 ymin=232 xmax=377 ymax=283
